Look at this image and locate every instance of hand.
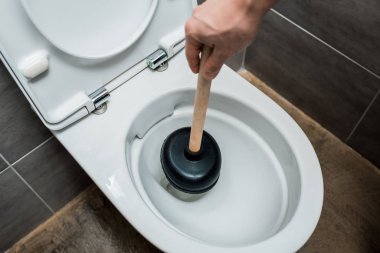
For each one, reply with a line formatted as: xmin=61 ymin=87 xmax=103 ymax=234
xmin=185 ymin=0 xmax=276 ymax=80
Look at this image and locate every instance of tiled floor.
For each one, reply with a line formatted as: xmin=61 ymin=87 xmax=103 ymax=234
xmin=6 ymin=71 xmax=380 ymax=253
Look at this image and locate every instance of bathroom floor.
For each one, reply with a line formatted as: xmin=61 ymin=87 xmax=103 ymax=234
xmin=7 ymin=71 xmax=380 ymax=253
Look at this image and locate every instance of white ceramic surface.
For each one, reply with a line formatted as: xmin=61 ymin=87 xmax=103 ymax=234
xmin=1 ymin=0 xmax=322 ymax=251
xmin=55 ymin=51 xmax=324 ymax=253
xmin=0 ymin=0 xmax=194 ymax=128
xmin=21 ymin=0 xmax=158 ymax=59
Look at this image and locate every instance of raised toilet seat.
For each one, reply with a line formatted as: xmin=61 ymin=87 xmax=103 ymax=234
xmin=0 ymin=0 xmax=323 ymax=252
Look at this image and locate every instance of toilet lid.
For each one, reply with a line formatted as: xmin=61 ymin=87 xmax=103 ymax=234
xmin=0 ymin=0 xmax=195 ymax=130
xmin=21 ymin=0 xmax=158 ymax=59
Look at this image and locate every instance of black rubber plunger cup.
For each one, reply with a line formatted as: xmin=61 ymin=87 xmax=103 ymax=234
xmin=160 ymin=46 xmax=221 ymax=194
xmin=161 ymin=127 xmax=221 ymax=194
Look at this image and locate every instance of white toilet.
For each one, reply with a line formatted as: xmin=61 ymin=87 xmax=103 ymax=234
xmin=0 ymin=0 xmax=323 ymax=252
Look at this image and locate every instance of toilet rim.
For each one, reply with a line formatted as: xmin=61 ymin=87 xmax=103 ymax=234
xmin=55 ymin=55 xmax=323 ymax=252
xmin=99 ymin=76 xmax=322 ymax=252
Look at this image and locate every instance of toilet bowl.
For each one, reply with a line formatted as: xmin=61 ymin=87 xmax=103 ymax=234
xmin=0 ymin=0 xmax=323 ymax=252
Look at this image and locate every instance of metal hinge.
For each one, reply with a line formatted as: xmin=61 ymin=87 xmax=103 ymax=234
xmin=89 ymin=87 xmax=110 ymax=110
xmin=146 ymin=49 xmax=168 ymax=71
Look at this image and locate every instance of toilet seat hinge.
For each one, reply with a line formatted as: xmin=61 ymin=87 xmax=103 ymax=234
xmin=89 ymin=87 xmax=110 ymax=110
xmin=146 ymin=49 xmax=168 ymax=71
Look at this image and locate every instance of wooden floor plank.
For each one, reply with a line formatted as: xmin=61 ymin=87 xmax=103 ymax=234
xmin=8 ymin=186 xmax=160 ymax=253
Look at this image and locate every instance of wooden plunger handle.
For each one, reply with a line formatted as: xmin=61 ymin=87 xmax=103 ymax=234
xmin=189 ymin=46 xmax=212 ymax=153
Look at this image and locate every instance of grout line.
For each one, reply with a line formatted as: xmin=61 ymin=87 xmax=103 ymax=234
xmin=11 ymin=167 xmax=55 ymax=214
xmin=0 ymin=166 xmax=11 ymax=176
xmin=0 ymin=153 xmax=11 ymax=166
xmin=0 ymin=153 xmax=11 ymax=175
xmin=345 ymin=88 xmax=380 ymax=142
xmin=270 ymin=9 xmax=380 ymax=81
xmin=11 ymin=136 xmax=54 ymax=166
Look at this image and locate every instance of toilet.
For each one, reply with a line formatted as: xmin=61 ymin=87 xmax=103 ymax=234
xmin=0 ymin=0 xmax=323 ymax=252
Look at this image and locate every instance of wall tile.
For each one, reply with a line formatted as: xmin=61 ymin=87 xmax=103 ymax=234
xmin=225 ymin=50 xmax=244 ymax=72
xmin=245 ymin=11 xmax=380 ymax=139
xmin=0 ymin=61 xmax=52 ymax=164
xmin=348 ymin=94 xmax=380 ymax=168
xmin=274 ymin=0 xmax=380 ymax=76
xmin=0 ymin=169 xmax=52 ymax=252
xmin=0 ymin=154 xmax=8 ymax=172
xmin=14 ymin=138 xmax=93 ymax=212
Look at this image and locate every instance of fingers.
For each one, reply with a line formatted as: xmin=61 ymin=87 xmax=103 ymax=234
xmin=185 ymin=6 xmax=229 ymax=80
xmin=185 ymin=37 xmax=202 ymax=74
xmin=202 ymin=48 xmax=228 ymax=80
xmin=186 ymin=35 xmax=228 ymax=80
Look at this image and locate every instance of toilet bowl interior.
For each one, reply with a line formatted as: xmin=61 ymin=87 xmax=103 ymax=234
xmin=126 ymin=89 xmax=301 ymax=247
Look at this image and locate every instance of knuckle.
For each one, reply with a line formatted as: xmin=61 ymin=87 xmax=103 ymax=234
xmin=207 ymin=63 xmax=221 ymax=75
xmin=184 ymin=19 xmax=196 ymax=35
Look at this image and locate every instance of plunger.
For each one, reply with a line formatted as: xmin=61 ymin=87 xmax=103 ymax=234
xmin=160 ymin=46 xmax=221 ymax=194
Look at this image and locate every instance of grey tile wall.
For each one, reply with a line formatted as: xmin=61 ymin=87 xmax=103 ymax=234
xmin=245 ymin=11 xmax=380 ymax=140
xmin=274 ymin=0 xmax=380 ymax=76
xmin=348 ymin=94 xmax=380 ymax=167
xmin=0 ymin=60 xmax=93 ymax=252
xmin=0 ymin=169 xmax=52 ymax=252
xmin=0 ymin=61 xmax=52 ymax=163
xmin=225 ymin=49 xmax=245 ymax=72
xmin=0 ymin=154 xmax=7 ymax=172
xmin=14 ymin=138 xmax=92 ymax=211
xmin=244 ymin=2 xmax=380 ymax=168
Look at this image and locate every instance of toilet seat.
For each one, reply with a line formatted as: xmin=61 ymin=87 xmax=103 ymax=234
xmin=21 ymin=0 xmax=158 ymax=59
xmin=0 ymin=0 xmax=195 ymax=129
xmin=0 ymin=1 xmax=323 ymax=252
